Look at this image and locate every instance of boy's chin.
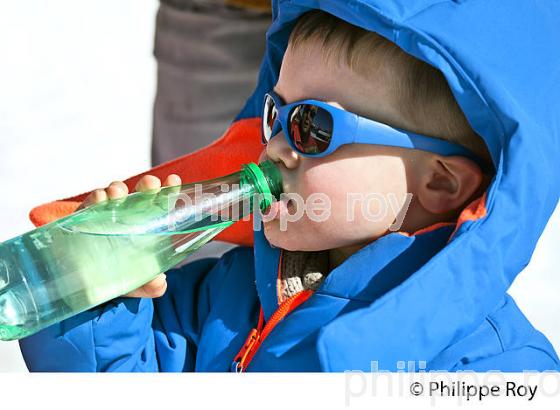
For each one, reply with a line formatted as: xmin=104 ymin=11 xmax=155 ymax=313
xmin=263 ymin=223 xmax=292 ymax=250
xmin=263 ymin=222 xmax=324 ymax=252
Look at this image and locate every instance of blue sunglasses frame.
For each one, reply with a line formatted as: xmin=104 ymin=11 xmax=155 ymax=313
xmin=262 ymin=90 xmax=486 ymax=169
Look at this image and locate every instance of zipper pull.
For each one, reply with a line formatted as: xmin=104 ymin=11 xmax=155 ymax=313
xmin=232 ymin=328 xmax=260 ymax=372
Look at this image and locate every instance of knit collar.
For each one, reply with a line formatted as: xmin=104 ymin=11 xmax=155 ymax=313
xmin=252 ymin=223 xmax=455 ymax=321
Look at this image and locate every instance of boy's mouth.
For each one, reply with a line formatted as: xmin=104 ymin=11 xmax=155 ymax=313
xmin=258 ymin=157 xmax=297 ymax=218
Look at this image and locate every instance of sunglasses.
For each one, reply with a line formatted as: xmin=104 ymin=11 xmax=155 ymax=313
xmin=261 ymin=90 xmax=486 ymax=169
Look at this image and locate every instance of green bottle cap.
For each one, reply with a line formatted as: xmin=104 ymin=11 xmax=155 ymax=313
xmin=242 ymin=161 xmax=283 ymax=212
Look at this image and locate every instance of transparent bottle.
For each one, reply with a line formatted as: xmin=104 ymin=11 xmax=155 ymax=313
xmin=0 ymin=161 xmax=282 ymax=341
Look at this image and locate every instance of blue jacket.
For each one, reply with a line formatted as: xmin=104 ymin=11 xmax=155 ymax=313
xmin=20 ymin=0 xmax=560 ymax=371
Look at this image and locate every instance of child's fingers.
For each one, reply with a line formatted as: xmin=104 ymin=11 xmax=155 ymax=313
xmin=76 ymin=189 xmax=108 ymax=211
xmin=120 ymin=176 xmax=178 ymax=298
xmin=135 ymin=175 xmax=162 ymax=193
xmin=77 ymin=175 xmax=180 ymax=212
xmin=89 ymin=189 xmax=108 ymax=204
xmin=122 ymin=273 xmax=167 ymax=298
xmin=151 ymin=174 xmax=183 ymax=212
xmin=105 ymin=181 xmax=129 ymax=199
xmin=163 ymin=174 xmax=181 ymax=187
xmin=76 ymin=181 xmax=129 ymax=212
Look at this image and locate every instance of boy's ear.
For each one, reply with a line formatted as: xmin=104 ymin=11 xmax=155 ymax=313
xmin=416 ymin=156 xmax=483 ymax=215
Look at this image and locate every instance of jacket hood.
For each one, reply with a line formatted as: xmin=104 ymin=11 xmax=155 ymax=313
xmin=236 ymin=0 xmax=560 ymax=369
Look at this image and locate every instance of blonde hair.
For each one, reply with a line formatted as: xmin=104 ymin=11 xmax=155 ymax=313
xmin=288 ymin=10 xmax=492 ymax=170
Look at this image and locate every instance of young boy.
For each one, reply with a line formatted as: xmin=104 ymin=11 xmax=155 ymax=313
xmin=20 ymin=7 xmax=559 ymax=371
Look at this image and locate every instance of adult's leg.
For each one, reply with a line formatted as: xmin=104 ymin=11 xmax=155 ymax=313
xmin=152 ymin=0 xmax=270 ymax=164
xmin=152 ymin=1 xmax=270 ymax=261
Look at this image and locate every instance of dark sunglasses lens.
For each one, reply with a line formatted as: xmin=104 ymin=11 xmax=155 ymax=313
xmin=288 ymin=104 xmax=333 ymax=154
xmin=262 ymin=94 xmax=279 ymax=144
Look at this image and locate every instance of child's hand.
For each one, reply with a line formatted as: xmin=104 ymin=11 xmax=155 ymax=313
xmin=76 ymin=174 xmax=182 ymax=298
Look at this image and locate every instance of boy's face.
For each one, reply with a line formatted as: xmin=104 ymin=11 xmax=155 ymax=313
xmin=260 ymin=41 xmax=422 ymax=252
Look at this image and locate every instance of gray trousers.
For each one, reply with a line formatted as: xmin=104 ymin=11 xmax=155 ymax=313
xmin=152 ymin=1 xmax=270 ymax=164
xmin=152 ymin=1 xmax=270 ymax=261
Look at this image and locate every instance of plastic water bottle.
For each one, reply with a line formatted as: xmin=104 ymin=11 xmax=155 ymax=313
xmin=0 ymin=161 xmax=282 ymax=341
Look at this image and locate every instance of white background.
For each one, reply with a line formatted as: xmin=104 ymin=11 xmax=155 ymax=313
xmin=0 ymin=1 xmax=558 ymax=372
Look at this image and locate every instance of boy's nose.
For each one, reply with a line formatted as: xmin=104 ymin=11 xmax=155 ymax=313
xmin=264 ymin=131 xmax=300 ymax=170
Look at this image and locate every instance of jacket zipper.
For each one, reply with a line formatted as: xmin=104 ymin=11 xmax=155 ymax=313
xmin=232 ymin=250 xmax=313 ymax=372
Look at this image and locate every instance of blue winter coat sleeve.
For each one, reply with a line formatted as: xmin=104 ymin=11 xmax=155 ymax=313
xmin=19 ymin=252 xmax=235 ymax=372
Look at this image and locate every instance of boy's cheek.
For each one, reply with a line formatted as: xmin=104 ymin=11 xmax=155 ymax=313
xmin=262 ymin=211 xmax=326 ymax=250
xmin=261 ymin=178 xmax=402 ymax=249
